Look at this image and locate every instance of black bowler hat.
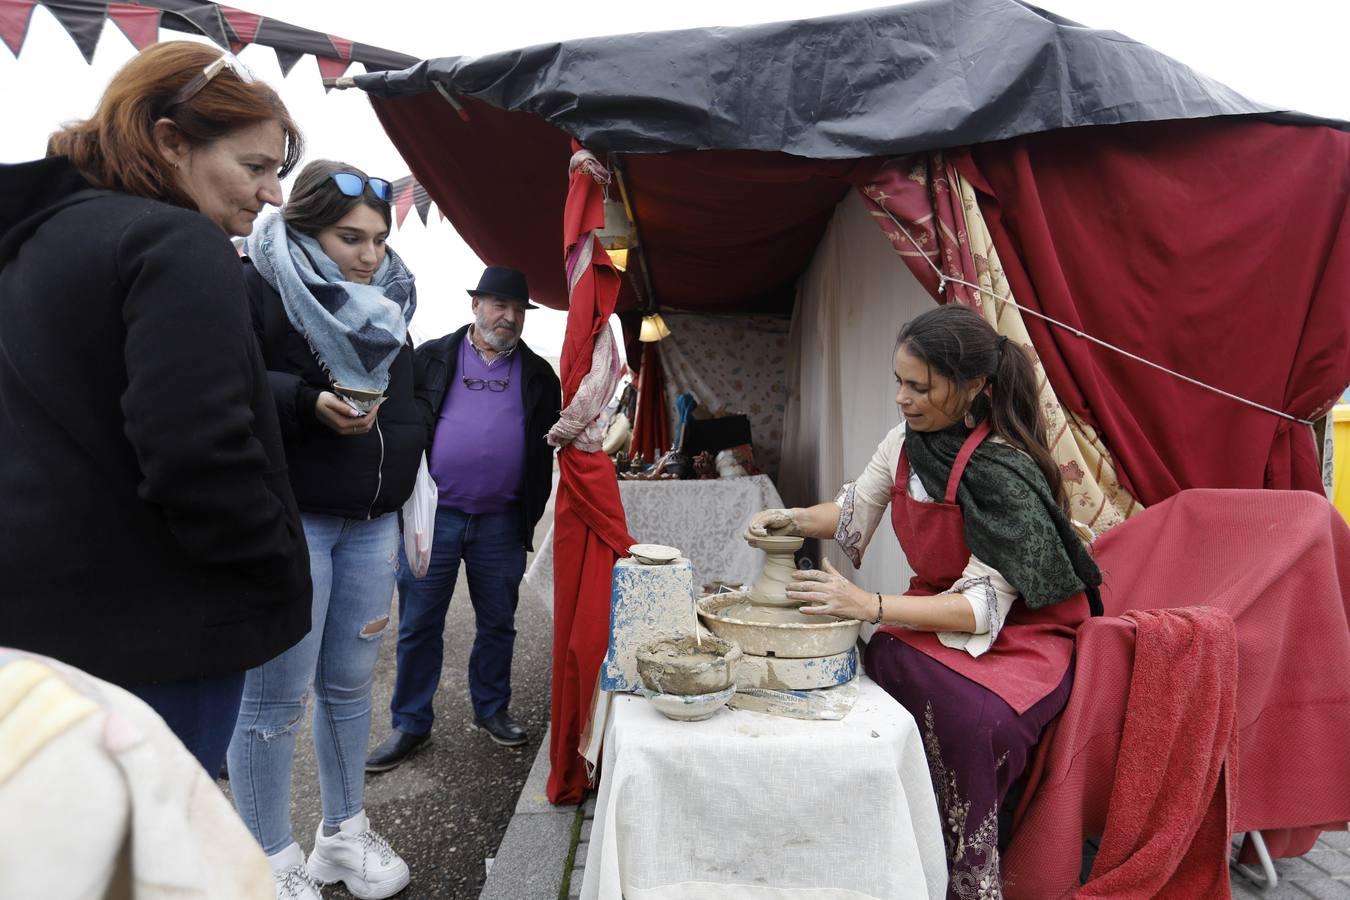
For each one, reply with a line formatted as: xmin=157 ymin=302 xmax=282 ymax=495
xmin=467 ymin=265 xmax=536 ymax=309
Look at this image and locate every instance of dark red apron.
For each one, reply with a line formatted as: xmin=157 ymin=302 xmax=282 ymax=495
xmin=877 ymin=421 xmax=1087 ymax=713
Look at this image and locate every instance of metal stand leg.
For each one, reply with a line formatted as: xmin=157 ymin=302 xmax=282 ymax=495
xmin=1231 ymin=831 xmax=1279 ymax=891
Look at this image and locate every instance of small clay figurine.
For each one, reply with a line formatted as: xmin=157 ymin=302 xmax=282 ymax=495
xmin=693 ymin=451 xmax=717 ymax=479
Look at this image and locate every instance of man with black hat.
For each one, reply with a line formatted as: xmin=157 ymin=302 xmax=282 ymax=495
xmin=368 ymin=265 xmax=561 ymax=768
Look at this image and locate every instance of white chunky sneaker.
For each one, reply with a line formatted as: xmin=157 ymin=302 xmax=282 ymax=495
xmin=306 ymin=810 xmax=410 ymax=899
xmin=267 ymin=841 xmax=323 ymax=900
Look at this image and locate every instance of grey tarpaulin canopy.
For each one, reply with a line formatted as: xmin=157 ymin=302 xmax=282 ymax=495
xmin=354 ymin=0 xmax=1338 ymax=160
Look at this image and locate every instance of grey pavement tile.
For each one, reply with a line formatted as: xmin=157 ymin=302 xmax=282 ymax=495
xmin=1307 ymin=850 xmax=1350 ymax=877
xmin=1291 ymin=879 xmax=1350 ymax=899
xmin=583 ymin=794 xmax=598 ymax=819
xmin=580 ymin=818 xmax=593 ymax=843
xmin=1320 ymin=831 xmax=1350 ymax=851
xmin=1232 ymin=873 xmax=1315 ymax=900
xmin=1282 ymin=856 xmax=1340 ymax=882
xmin=514 ymin=727 xmax=574 ymax=817
xmin=478 ymin=812 xmax=574 ymax=900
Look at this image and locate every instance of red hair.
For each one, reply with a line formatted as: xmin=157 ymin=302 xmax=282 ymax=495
xmin=47 ymin=41 xmax=302 ymax=209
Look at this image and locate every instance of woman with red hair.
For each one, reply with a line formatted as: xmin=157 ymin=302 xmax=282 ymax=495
xmin=0 ymin=41 xmax=311 ymax=796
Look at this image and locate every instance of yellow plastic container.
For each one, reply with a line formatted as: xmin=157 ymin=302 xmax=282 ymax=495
xmin=1334 ymin=405 xmax=1350 ymax=522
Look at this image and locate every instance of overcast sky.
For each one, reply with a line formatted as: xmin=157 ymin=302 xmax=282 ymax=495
xmin=3 ymin=0 xmax=1346 ymax=357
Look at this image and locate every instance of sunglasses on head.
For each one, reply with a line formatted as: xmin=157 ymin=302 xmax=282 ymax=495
xmin=166 ymin=52 xmax=255 ymax=110
xmin=331 ymin=172 xmax=393 ymax=202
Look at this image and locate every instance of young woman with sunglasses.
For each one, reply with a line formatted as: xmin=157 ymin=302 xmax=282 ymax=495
xmin=0 ymin=42 xmax=309 ymax=775
xmin=229 ymin=160 xmax=423 ymax=899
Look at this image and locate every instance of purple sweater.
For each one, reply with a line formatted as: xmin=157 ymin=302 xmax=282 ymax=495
xmin=429 ymin=338 xmax=527 ymax=513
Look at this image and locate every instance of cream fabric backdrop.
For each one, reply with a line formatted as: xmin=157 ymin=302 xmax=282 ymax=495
xmin=780 ymin=191 xmax=937 ymax=597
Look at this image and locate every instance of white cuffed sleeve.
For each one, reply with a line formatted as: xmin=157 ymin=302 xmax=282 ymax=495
xmin=936 ymin=554 xmax=1019 ymax=657
xmin=834 ymin=424 xmax=905 ymax=568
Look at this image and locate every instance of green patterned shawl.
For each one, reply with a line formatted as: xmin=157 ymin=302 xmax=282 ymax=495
xmin=905 ymin=423 xmax=1102 ymax=611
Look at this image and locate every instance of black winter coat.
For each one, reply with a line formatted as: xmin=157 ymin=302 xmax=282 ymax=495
xmin=242 ymin=260 xmax=427 ymax=520
xmin=0 ymin=157 xmax=311 ymax=685
xmin=413 ymin=326 xmax=560 ymax=550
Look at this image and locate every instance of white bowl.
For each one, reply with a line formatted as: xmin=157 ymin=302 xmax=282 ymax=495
xmin=644 ymin=685 xmax=735 ymax=721
xmin=628 ymin=543 xmax=681 ymax=565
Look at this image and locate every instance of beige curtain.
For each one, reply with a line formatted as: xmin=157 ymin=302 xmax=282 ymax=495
xmin=952 ymin=175 xmax=1141 ymax=535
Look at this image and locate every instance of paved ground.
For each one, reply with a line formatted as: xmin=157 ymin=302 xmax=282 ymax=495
xmin=223 ymin=493 xmax=558 ymax=900
xmin=1231 ymin=831 xmax=1350 ymax=899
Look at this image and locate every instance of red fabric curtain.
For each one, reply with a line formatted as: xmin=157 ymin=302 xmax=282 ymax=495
xmin=629 ymin=341 xmax=670 ymax=463
xmin=548 ymin=148 xmax=635 ymax=804
xmin=950 ymin=119 xmax=1350 ymax=503
xmin=858 ymin=153 xmax=981 ymax=307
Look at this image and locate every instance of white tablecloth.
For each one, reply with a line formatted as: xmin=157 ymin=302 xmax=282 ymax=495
xmin=526 ymin=474 xmax=785 ymax=599
xmin=578 ymin=677 xmax=947 ymax=900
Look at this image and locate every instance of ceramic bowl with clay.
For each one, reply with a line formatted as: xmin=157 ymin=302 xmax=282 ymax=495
xmin=698 ymin=592 xmax=861 ymax=658
xmin=635 ymin=634 xmax=742 ymax=696
xmin=644 ymin=684 xmax=735 ymax=722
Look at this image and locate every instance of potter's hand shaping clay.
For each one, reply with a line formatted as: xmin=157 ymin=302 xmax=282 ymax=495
xmin=745 ymin=508 xmax=800 ymax=540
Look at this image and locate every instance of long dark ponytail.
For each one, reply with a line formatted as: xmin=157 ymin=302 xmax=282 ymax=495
xmin=895 ymin=304 xmax=1068 ymax=513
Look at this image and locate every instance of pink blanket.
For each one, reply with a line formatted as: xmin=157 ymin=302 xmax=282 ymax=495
xmin=1003 ymin=489 xmax=1350 ymax=897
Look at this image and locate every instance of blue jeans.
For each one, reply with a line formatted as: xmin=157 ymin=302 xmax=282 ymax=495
xmin=392 ymin=507 xmax=526 ymax=734
xmin=228 ymin=512 xmax=398 ymax=855
xmin=129 ymin=671 xmax=245 ymax=775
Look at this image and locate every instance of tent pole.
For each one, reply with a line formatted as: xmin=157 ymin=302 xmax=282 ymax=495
xmin=611 ymin=156 xmax=661 ymax=314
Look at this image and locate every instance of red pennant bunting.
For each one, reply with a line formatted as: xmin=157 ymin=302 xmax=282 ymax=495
xmin=218 ymin=5 xmax=261 ymax=45
xmin=316 ymin=55 xmax=350 ymax=80
xmin=107 ymin=3 xmax=160 ymax=51
xmin=393 ymin=182 xmax=415 ymax=228
xmin=0 ymin=0 xmax=37 ymax=57
xmin=327 ymin=35 xmax=352 ymax=60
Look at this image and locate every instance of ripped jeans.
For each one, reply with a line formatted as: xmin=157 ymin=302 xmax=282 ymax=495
xmin=228 ymin=512 xmax=398 ymax=855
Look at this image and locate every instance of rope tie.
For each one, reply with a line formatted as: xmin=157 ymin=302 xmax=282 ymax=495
xmin=875 ymin=203 xmax=1316 ymax=426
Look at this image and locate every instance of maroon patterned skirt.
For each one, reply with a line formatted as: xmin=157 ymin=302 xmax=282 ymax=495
xmin=865 ymin=633 xmax=1075 ymax=900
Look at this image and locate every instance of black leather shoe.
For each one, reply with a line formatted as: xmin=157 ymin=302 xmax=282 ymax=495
xmin=473 ymin=710 xmax=528 ymax=747
xmin=365 ymin=729 xmax=430 ymax=772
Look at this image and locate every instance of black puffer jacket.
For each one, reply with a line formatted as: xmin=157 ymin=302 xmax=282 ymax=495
xmin=413 ymin=325 xmax=561 ymax=550
xmin=242 ymin=259 xmax=427 ymax=519
xmin=0 ymin=157 xmax=311 ymax=685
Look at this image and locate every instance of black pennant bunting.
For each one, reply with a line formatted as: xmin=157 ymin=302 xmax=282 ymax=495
xmin=412 ymin=183 xmax=433 ymax=226
xmin=273 ymin=45 xmax=302 ymax=76
xmin=43 ymin=0 xmax=108 ymax=63
xmin=151 ymin=0 xmax=229 ymax=48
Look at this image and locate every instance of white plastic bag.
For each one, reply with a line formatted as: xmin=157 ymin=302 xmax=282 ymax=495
xmin=401 ymin=452 xmax=437 ymax=578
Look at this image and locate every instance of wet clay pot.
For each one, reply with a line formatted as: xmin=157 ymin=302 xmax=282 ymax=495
xmin=636 ymin=634 xmax=742 ymax=696
xmin=747 ymin=534 xmax=805 ymax=607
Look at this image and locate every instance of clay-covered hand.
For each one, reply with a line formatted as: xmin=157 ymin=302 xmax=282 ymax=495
xmin=744 ymin=508 xmax=800 ymax=540
xmin=788 ymin=560 xmax=873 ymax=620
